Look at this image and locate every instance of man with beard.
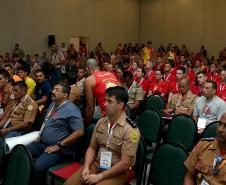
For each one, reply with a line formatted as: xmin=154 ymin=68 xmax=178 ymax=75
xmin=184 ymin=112 xmax=226 ymax=185
xmin=34 ymin=69 xmax=53 ymax=109
xmin=26 ymin=81 xmax=84 ymax=185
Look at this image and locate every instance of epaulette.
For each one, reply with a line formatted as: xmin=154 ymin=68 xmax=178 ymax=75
xmin=200 ymin=137 xmax=215 ymax=141
xmin=126 ymin=116 xmax=137 ymax=128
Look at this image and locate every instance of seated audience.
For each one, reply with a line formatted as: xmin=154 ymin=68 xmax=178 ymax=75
xmin=183 ymin=112 xmax=226 ymax=185
xmin=193 ymin=81 xmax=226 ymax=133
xmin=123 ymin=71 xmax=143 ymax=112
xmin=164 ymin=78 xmax=198 ymax=116
xmin=64 ymin=86 xmax=140 ymax=185
xmin=4 ymin=64 xmax=21 ymax=84
xmin=17 ymin=66 xmax=36 ymax=96
xmin=27 ymin=81 xmax=84 ymax=185
xmin=191 ymin=71 xmax=207 ymax=96
xmin=168 ymin=66 xmax=187 ymax=103
xmin=0 ymin=81 xmax=38 ymax=138
xmin=148 ymin=69 xmax=169 ymax=101
xmin=34 ymin=69 xmax=53 ymax=109
xmin=217 ymin=67 xmax=226 ymax=102
xmin=0 ymin=69 xmax=13 ymax=109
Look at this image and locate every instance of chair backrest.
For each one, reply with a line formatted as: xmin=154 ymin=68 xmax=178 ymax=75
xmin=0 ymin=137 xmax=5 ymax=167
xmin=137 ymin=108 xmax=162 ymax=144
xmin=135 ymin=137 xmax=146 ymax=185
xmin=202 ymin=121 xmax=218 ymax=138
xmin=4 ymin=144 xmax=33 ymax=185
xmin=145 ymin=95 xmax=165 ymax=112
xmin=78 ymin=124 xmax=96 ymax=158
xmin=165 ymin=114 xmax=197 ymax=151
xmin=148 ymin=142 xmax=188 ymax=185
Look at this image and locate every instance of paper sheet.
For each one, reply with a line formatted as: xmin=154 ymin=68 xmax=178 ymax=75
xmin=5 ymin=131 xmax=39 ymax=154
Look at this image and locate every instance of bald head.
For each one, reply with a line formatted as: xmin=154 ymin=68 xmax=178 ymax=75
xmin=179 ymin=78 xmax=190 ymax=95
xmin=86 ymin=58 xmax=99 ymax=70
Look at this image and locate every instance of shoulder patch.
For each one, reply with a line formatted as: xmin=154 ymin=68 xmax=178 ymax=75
xmin=130 ymin=131 xmax=139 ymax=143
xmin=200 ymin=137 xmax=215 ymax=141
xmin=126 ymin=117 xmax=137 ymax=128
xmin=27 ymin=104 xmax=33 ymax=111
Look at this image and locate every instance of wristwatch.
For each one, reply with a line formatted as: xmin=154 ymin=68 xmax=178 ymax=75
xmin=57 ymin=141 xmax=62 ymax=148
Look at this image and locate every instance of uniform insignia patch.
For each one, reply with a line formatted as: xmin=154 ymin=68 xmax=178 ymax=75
xmin=28 ymin=104 xmax=33 ymax=111
xmin=10 ymin=94 xmax=15 ymax=99
xmin=130 ymin=132 xmax=138 ymax=143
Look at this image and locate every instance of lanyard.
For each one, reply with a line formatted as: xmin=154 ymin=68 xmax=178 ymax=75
xmin=175 ymin=94 xmax=187 ymax=107
xmin=220 ymin=84 xmax=225 ymax=91
xmin=138 ymin=78 xmax=144 ymax=86
xmin=203 ymin=97 xmax=215 ymax=117
xmin=127 ymin=81 xmax=135 ymax=93
xmin=106 ymin=122 xmax=117 ymax=148
xmin=3 ymin=95 xmax=29 ymax=128
xmin=39 ymin=100 xmax=68 ymax=136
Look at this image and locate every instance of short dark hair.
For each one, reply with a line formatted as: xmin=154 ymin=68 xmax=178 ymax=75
xmin=4 ymin=64 xmax=13 ymax=69
xmin=17 ymin=66 xmax=28 ymax=73
xmin=106 ymin=86 xmax=128 ymax=107
xmin=156 ymin=69 xmax=164 ymax=75
xmin=206 ymin=80 xmax=217 ymax=90
xmin=54 ymin=81 xmax=70 ymax=95
xmin=166 ymin=59 xmax=175 ymax=68
xmin=177 ymin=66 xmax=186 ymax=74
xmin=13 ymin=81 xmax=27 ymax=91
xmin=0 ymin=69 xmax=10 ymax=78
xmin=35 ymin=69 xmax=44 ymax=75
xmin=123 ymin=71 xmax=133 ymax=79
xmin=196 ymin=71 xmax=206 ymax=77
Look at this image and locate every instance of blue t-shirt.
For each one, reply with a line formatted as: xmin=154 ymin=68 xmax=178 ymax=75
xmin=34 ymin=80 xmax=53 ymax=108
xmin=40 ymin=101 xmax=84 ymax=154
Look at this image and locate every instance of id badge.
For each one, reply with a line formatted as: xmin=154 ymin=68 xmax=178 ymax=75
xmin=201 ymin=179 xmax=210 ymax=185
xmin=198 ymin=117 xmax=207 ymax=129
xmin=100 ymin=151 xmax=112 ymax=170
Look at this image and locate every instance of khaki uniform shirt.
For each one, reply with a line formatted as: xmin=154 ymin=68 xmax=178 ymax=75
xmin=91 ymin=112 xmax=140 ymax=167
xmin=69 ymin=84 xmax=80 ymax=104
xmin=1 ymin=83 xmax=13 ymax=109
xmin=127 ymin=81 xmax=143 ymax=108
xmin=5 ymin=95 xmax=38 ymax=130
xmin=184 ymin=139 xmax=226 ymax=185
xmin=169 ymin=90 xmax=198 ymax=113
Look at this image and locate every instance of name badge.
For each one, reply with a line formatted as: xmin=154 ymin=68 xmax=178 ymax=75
xmin=100 ymin=151 xmax=112 ymax=170
xmin=198 ymin=117 xmax=207 ymax=129
xmin=201 ymin=179 xmax=210 ymax=185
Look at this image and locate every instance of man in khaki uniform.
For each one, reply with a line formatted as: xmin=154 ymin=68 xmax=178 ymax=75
xmin=183 ymin=112 xmax=226 ymax=185
xmin=64 ymin=86 xmax=140 ymax=185
xmin=123 ymin=71 xmax=143 ymax=111
xmin=0 ymin=69 xmax=13 ymax=109
xmin=164 ymin=78 xmax=198 ymax=116
xmin=0 ymin=81 xmax=38 ymax=138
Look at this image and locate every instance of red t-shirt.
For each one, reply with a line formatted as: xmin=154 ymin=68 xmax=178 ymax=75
xmin=93 ymin=71 xmax=120 ymax=116
xmin=188 ymin=69 xmax=196 ymax=83
xmin=164 ymin=72 xmax=176 ymax=83
xmin=169 ymin=81 xmax=180 ymax=94
xmin=136 ymin=78 xmax=149 ymax=92
xmin=145 ymin=70 xmax=156 ymax=83
xmin=191 ymin=84 xmax=203 ymax=96
xmin=217 ymin=83 xmax=226 ymax=102
xmin=207 ymin=72 xmax=221 ymax=83
xmin=149 ymin=80 xmax=169 ymax=101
